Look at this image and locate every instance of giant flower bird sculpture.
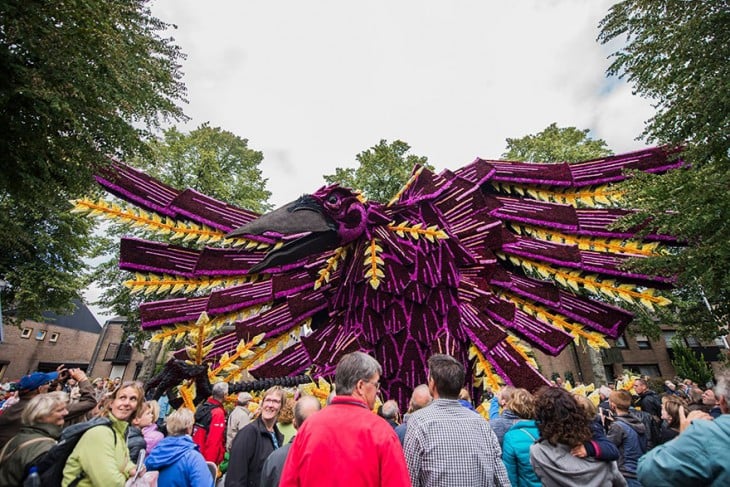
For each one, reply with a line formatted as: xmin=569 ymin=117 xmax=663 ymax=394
xmin=75 ymin=147 xmax=682 ymax=407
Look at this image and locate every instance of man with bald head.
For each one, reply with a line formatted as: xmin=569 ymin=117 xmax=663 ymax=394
xmin=395 ymin=384 xmax=432 ymax=444
xmin=260 ymin=395 xmax=321 ymax=487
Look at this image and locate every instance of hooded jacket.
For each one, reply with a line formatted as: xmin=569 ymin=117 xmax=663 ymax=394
xmin=530 ymin=440 xmax=627 ymax=487
xmin=607 ymin=413 xmax=646 ymax=478
xmin=144 ymin=435 xmax=214 ymax=487
xmin=502 ymin=419 xmax=541 ymax=487
xmin=489 ymin=409 xmax=521 ymax=446
xmin=638 ymin=415 xmax=730 ymax=486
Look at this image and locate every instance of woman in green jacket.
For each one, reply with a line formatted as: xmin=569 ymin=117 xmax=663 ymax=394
xmin=0 ymin=391 xmax=68 ymax=485
xmin=62 ymin=381 xmax=145 ymax=487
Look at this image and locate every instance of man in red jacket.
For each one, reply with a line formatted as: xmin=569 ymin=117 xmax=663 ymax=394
xmin=279 ymin=351 xmax=410 ymax=487
xmin=192 ymin=381 xmax=228 ymax=464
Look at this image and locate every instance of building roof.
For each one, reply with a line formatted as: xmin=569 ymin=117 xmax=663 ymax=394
xmin=40 ymin=299 xmax=101 ymax=334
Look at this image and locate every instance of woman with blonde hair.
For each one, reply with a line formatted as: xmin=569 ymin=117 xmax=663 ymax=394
xmin=145 ymin=408 xmax=214 ymax=486
xmin=62 ymin=381 xmax=145 ymax=486
xmin=227 ymin=386 xmax=285 ymax=487
xmin=277 ymin=397 xmax=296 ymax=444
xmin=0 ymin=391 xmax=68 ymax=485
xmin=659 ymin=394 xmax=687 ymax=444
xmin=501 ymin=388 xmax=541 ymax=486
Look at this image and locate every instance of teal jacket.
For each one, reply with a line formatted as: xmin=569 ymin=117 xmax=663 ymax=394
xmin=638 ymin=414 xmax=730 ymax=486
xmin=62 ymin=413 xmax=135 ymax=487
xmin=502 ymin=419 xmax=541 ymax=487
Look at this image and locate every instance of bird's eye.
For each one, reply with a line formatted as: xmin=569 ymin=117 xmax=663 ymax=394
xmin=327 ymin=194 xmax=340 ymax=206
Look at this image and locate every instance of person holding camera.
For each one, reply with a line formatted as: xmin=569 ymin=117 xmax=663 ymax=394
xmin=0 ymin=366 xmax=97 ymax=447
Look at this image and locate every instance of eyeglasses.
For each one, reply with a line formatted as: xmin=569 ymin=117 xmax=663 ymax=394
xmin=363 ymin=379 xmax=380 ymax=391
xmin=263 ymin=397 xmax=282 ymax=405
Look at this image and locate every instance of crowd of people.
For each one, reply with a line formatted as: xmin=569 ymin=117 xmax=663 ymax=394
xmin=0 ymin=355 xmax=727 ymax=486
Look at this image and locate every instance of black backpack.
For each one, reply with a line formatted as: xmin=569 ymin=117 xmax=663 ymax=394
xmin=191 ymin=400 xmax=223 ymax=447
xmin=27 ymin=416 xmax=115 ymax=487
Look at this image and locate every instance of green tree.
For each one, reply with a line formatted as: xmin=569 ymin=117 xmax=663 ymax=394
xmin=142 ymin=124 xmax=272 ymax=214
xmin=0 ymin=0 xmax=187 ymax=321
xmin=90 ymin=124 xmax=271 ymax=379
xmin=599 ymin=1 xmax=729 ymax=340
xmin=502 ymin=123 xmax=613 ymax=162
xmin=502 ymin=123 xmax=613 ymax=385
xmin=670 ymin=339 xmax=714 ymax=386
xmin=324 ymin=140 xmax=433 ymax=203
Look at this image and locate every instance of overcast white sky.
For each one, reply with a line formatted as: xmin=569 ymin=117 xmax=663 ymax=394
xmin=87 ymin=0 xmax=656 ymax=322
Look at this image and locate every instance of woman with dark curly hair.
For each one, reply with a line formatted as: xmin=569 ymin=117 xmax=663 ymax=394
xmin=530 ymin=387 xmax=626 ymax=487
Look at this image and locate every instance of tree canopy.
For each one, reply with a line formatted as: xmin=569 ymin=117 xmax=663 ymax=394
xmin=324 ymin=139 xmax=433 ymax=203
xmin=0 ymin=0 xmax=187 ymax=321
xmin=141 ymin=124 xmax=272 ymax=213
xmin=502 ymin=123 xmax=613 ymax=162
xmin=599 ymin=0 xmax=729 ymax=340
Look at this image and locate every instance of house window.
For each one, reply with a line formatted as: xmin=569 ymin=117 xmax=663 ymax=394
xmin=615 ymin=334 xmax=628 ymax=349
xmin=685 ymin=336 xmax=700 ymax=347
xmin=21 ymin=328 xmax=32 ymax=339
xmin=49 ymin=332 xmax=60 ymax=343
xmin=624 ymin=364 xmax=661 ymax=377
xmin=635 ymin=334 xmax=651 ymax=350
xmin=663 ymin=331 xmax=677 ymax=347
xmin=35 ymin=330 xmax=47 ymax=341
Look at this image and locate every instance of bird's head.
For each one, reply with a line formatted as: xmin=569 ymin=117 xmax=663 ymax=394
xmin=227 ymin=185 xmax=386 ymax=273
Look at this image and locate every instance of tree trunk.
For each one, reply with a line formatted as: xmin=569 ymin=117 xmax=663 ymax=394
xmin=139 ymin=340 xmax=163 ymax=382
xmin=587 ymin=346 xmax=607 ymax=386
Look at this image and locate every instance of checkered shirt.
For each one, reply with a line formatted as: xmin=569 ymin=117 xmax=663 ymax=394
xmin=403 ymin=398 xmax=511 ymax=487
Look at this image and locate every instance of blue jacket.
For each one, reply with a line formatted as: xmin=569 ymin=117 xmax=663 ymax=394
xmin=607 ymin=413 xmax=646 ymax=479
xmin=638 ymin=415 xmax=730 ymax=486
xmin=502 ymin=419 xmax=541 ymax=487
xmin=145 ymin=435 xmax=214 ymax=487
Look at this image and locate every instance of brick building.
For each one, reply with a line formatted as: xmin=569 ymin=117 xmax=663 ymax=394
xmin=533 ymin=327 xmax=729 ymax=387
xmin=0 ymin=300 xmax=101 ymax=381
xmin=88 ymin=316 xmax=146 ymax=382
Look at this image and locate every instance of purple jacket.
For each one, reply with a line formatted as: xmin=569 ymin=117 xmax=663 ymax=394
xmin=143 ymin=423 xmax=165 ymax=454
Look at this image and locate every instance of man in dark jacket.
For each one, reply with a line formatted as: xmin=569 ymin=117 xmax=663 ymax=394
xmin=608 ymin=390 xmax=646 ymax=487
xmin=633 ymin=378 xmax=661 ymax=418
xmin=260 ymin=395 xmax=321 ymax=487
xmin=226 ymin=386 xmax=285 ymax=487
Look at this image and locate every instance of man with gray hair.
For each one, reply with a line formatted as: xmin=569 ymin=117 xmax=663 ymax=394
xmin=227 ymin=391 xmax=253 ymax=450
xmin=260 ymin=395 xmax=321 ymax=487
xmin=638 ymin=368 xmax=730 ymax=485
xmin=192 ymin=381 xmax=228 ymax=465
xmin=278 ymin=351 xmax=410 ymax=486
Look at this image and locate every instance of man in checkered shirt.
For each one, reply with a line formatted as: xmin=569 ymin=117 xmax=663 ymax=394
xmin=403 ymin=354 xmax=511 ymax=487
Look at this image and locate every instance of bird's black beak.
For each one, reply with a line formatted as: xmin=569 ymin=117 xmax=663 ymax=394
xmin=226 ymin=195 xmax=340 ymax=273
